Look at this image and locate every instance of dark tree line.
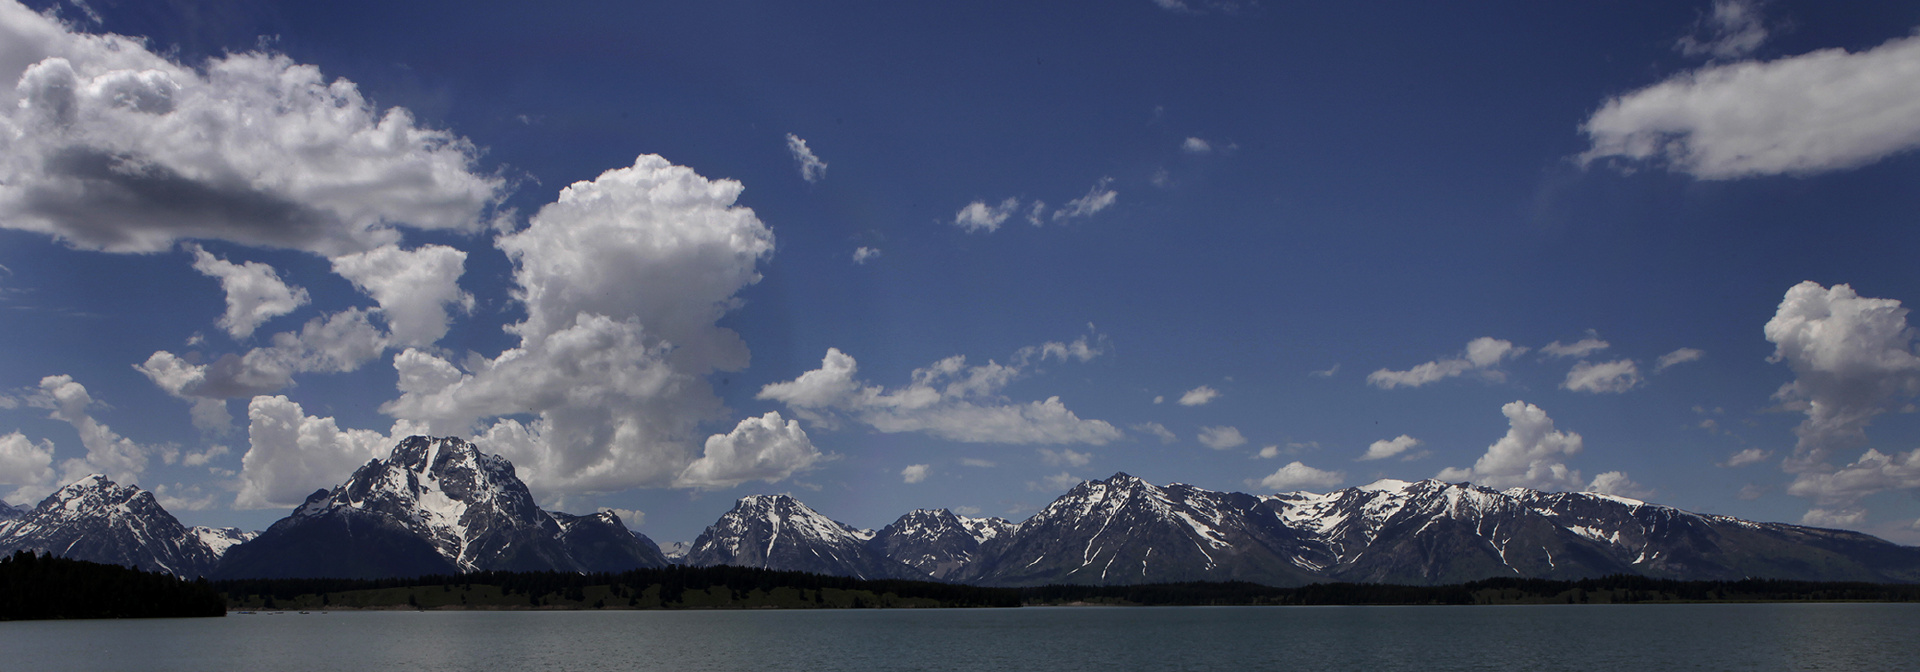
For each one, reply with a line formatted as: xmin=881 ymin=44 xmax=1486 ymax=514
xmin=1022 ymin=575 xmax=1920 ymax=606
xmin=214 ymin=564 xmax=1024 ymax=608
xmin=210 ymin=567 xmax=1920 ymax=610
xmin=0 ymin=550 xmax=227 ymax=620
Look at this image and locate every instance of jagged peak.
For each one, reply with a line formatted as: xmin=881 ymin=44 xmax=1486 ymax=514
xmin=733 ymin=493 xmax=803 ymax=510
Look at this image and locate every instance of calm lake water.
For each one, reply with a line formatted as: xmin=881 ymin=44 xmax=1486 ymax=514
xmin=3 ymin=604 xmax=1916 ymax=671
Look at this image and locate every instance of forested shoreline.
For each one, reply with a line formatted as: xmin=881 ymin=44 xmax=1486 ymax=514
xmin=212 ymin=567 xmax=1920 ymax=612
xmin=1 ymin=551 xmax=227 ymax=620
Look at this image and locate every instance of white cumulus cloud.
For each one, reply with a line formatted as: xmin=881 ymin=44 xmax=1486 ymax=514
xmin=1764 ymin=281 xmax=1920 ymax=470
xmin=329 ymin=244 xmax=472 ymax=347
xmin=1258 ymin=461 xmax=1345 ymax=491
xmin=1584 ymin=471 xmax=1652 ymax=499
xmin=852 ymin=246 xmax=881 ymax=264
xmin=955 ymin=198 xmax=1019 ymax=233
xmin=1581 ymin=32 xmax=1920 ymax=179
xmin=31 ymin=375 xmax=151 ymax=485
xmin=1197 ymin=425 xmax=1246 ymax=450
xmin=0 ymin=2 xmax=504 ymax=255
xmin=900 ymin=464 xmax=930 ymax=484
xmin=1562 ymin=359 xmax=1643 ymax=394
xmin=1181 ymin=137 xmax=1212 ymax=154
xmin=233 ymin=395 xmax=388 ymax=509
xmin=1177 ymin=385 xmax=1220 ymax=406
xmin=0 ymin=431 xmax=56 ymax=505
xmin=675 ymin=412 xmax=826 ymax=490
xmin=758 ymin=346 xmax=1121 ymax=446
xmin=1720 ymin=447 xmax=1772 ymax=468
xmin=382 ymin=154 xmax=778 ymax=496
xmin=1359 ymin=434 xmax=1422 ymax=461
xmin=1368 ymin=337 xmax=1525 ymax=389
xmin=187 ymin=244 xmax=309 ymax=340
xmin=1436 ymin=400 xmax=1586 ymax=491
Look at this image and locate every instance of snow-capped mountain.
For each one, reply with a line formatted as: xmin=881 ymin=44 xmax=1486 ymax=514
xmin=683 ymin=494 xmax=924 ymax=580
xmin=0 ymin=502 xmax=25 ymax=522
xmin=0 ymin=474 xmax=227 ymax=577
xmin=964 ymin=473 xmax=1327 ymax=586
xmin=215 ymin=436 xmax=666 ymax=579
xmin=659 ymin=541 xmax=693 ymax=562
xmin=957 ymin=474 xmax=1920 ymax=586
xmin=663 ymin=473 xmax=1918 ymax=586
xmin=868 ymin=509 xmax=1014 ymax=580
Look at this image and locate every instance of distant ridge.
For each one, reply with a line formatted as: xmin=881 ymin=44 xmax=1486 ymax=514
xmin=6 ymin=442 xmax=1917 ymax=585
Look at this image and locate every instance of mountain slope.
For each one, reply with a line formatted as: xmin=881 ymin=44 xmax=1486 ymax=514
xmin=868 ymin=508 xmax=1013 ymax=580
xmin=683 ymin=495 xmax=924 ymax=580
xmin=215 ymin=436 xmax=666 ymax=579
xmin=965 ymin=474 xmax=1327 ymax=586
xmin=0 ymin=475 xmax=223 ymax=577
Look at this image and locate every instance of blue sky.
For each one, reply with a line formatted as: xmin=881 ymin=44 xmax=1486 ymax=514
xmin=3 ymin=0 xmax=1920 ymax=546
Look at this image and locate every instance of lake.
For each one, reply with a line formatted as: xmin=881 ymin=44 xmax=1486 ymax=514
xmin=2 ymin=604 xmax=1915 ymax=671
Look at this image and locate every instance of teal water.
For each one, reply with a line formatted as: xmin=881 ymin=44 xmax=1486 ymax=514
xmin=2 ymin=604 xmax=1915 ymax=671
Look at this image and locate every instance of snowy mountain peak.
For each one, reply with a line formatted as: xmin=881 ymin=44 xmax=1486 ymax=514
xmin=0 ymin=474 xmax=223 ymax=576
xmin=684 ymin=494 xmax=922 ymax=580
xmin=220 ymin=435 xmax=667 ymax=577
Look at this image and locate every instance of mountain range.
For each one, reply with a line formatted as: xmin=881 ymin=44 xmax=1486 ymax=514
xmin=5 ymin=436 xmax=1917 ymax=586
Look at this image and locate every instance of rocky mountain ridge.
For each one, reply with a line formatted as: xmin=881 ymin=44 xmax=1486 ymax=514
xmin=214 ymin=436 xmax=667 ymax=579
xmin=8 ymin=439 xmax=1918 ymax=586
xmin=0 ymin=474 xmax=228 ymax=577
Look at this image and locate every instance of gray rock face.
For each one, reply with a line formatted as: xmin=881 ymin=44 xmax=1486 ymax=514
xmin=868 ymin=508 xmax=1013 ymax=580
xmin=683 ymin=495 xmax=924 ymax=580
xmin=965 ymin=473 xmax=1326 ymax=587
xmin=0 ymin=474 xmax=223 ymax=576
xmin=215 ymin=436 xmax=668 ymax=579
xmin=855 ymin=474 xmax=1920 ymax=587
xmin=553 ymin=510 xmax=670 ymax=572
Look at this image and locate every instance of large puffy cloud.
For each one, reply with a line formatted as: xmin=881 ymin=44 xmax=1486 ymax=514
xmin=1437 ymin=400 xmax=1586 ymax=491
xmin=233 ymin=395 xmax=388 ymax=509
xmin=1368 ymin=337 xmax=1524 ymax=389
xmin=1763 ymin=282 xmax=1920 ymax=469
xmin=759 ymin=346 xmax=1122 ymax=445
xmin=384 ymin=155 xmax=778 ymax=495
xmin=0 ymin=2 xmax=503 ymax=255
xmin=0 ymin=431 xmax=56 ymax=504
xmin=675 ymin=412 xmax=825 ymax=490
xmin=330 ymin=244 xmax=472 ymax=347
xmin=187 ymin=244 xmax=309 ymax=339
xmin=1562 ymin=359 xmax=1643 ymax=394
xmin=1581 ymin=31 xmax=1920 ymax=179
xmin=30 ymin=375 xmax=150 ymax=485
